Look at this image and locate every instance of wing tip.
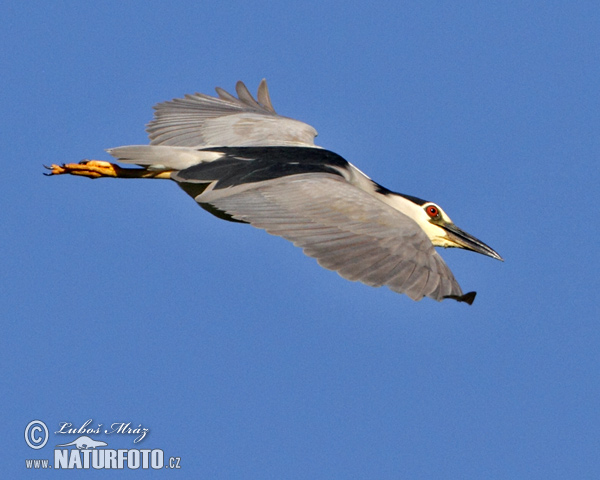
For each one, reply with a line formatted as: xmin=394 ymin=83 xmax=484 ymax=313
xmin=443 ymin=291 xmax=477 ymax=305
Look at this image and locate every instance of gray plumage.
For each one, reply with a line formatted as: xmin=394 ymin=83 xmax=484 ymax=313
xmin=187 ymin=172 xmax=461 ymax=302
xmin=105 ymin=79 xmax=502 ymax=303
xmin=145 ymin=79 xmax=317 ymax=148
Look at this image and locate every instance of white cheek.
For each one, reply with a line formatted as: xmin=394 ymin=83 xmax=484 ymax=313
xmin=420 ymin=220 xmax=442 ymax=243
xmin=421 ymin=217 xmax=456 ymax=247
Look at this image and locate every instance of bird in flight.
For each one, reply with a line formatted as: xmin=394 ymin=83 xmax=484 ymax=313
xmin=47 ymin=79 xmax=502 ymax=304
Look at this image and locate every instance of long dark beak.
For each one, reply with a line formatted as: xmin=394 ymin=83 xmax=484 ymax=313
xmin=443 ymin=223 xmax=504 ymax=261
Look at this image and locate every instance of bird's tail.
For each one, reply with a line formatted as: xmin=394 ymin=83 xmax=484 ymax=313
xmin=107 ymin=145 xmax=223 ymax=171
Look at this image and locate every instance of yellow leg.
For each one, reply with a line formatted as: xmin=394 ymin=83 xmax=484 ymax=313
xmin=44 ymin=160 xmax=172 ymax=179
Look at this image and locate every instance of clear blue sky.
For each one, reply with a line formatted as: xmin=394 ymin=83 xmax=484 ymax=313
xmin=3 ymin=1 xmax=599 ymax=478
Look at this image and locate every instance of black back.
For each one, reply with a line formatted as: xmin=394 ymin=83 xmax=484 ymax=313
xmin=174 ymin=146 xmax=349 ymax=189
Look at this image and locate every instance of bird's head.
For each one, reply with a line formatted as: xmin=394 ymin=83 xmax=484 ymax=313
xmin=414 ymin=201 xmax=503 ymax=260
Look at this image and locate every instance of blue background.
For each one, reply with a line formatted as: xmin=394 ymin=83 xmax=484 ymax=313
xmin=3 ymin=1 xmax=599 ymax=478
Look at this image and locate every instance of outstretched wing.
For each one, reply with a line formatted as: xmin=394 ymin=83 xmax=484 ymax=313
xmin=146 ymin=79 xmax=318 ymax=148
xmin=175 ymin=171 xmax=466 ymax=302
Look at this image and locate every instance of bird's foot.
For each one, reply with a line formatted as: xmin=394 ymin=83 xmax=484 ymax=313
xmin=44 ymin=160 xmax=122 ymax=179
xmin=44 ymin=161 xmax=172 ymax=179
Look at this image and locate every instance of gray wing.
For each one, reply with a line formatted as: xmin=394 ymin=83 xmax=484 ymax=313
xmin=146 ymin=79 xmax=318 ymax=148
xmin=190 ymin=173 xmax=465 ymax=302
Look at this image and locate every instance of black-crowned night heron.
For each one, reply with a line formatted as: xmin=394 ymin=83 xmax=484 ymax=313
xmin=48 ymin=80 xmax=502 ymax=304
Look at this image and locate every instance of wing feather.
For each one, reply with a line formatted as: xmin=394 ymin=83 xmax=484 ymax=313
xmin=146 ymin=80 xmax=318 ymax=148
xmin=188 ymin=173 xmax=464 ymax=302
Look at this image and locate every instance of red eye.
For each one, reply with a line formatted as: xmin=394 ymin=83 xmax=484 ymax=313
xmin=426 ymin=205 xmax=439 ymax=218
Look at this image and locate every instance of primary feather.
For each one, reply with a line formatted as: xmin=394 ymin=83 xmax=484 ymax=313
xmin=146 ymin=79 xmax=317 ymax=149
